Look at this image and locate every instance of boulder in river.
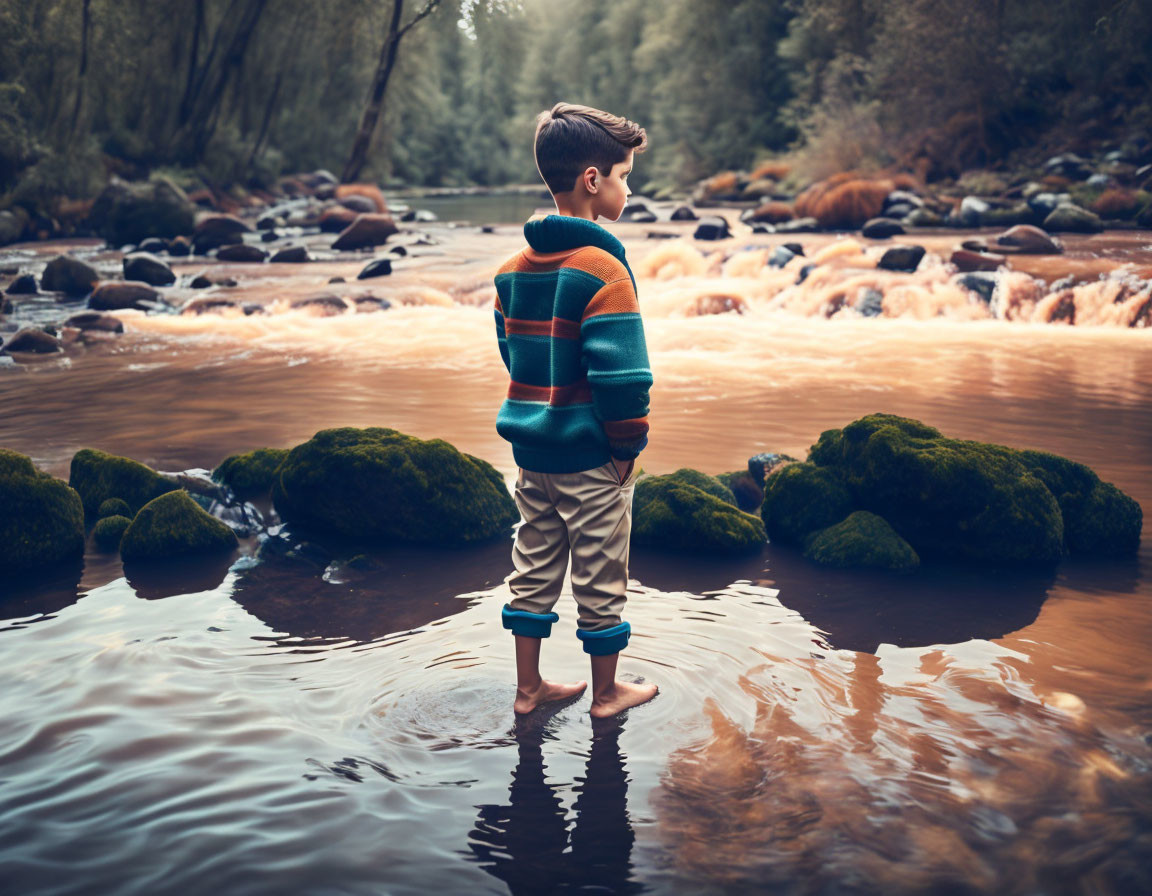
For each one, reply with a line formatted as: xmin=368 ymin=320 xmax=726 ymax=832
xmin=269 ymin=245 xmax=310 ymax=263
xmin=357 ymin=258 xmax=392 ymax=279
xmin=761 ymin=462 xmax=854 ymax=546
xmin=1042 ymin=205 xmax=1104 ymax=233
xmin=215 ymin=243 xmax=268 ymax=263
xmin=291 ymin=294 xmax=351 ymax=315
xmin=211 ymin=447 xmax=289 ymax=500
xmin=693 ymin=216 xmax=731 ymax=240
xmin=715 ymin=470 xmax=764 ymax=513
xmin=633 ymin=470 xmax=766 ymax=553
xmin=861 ymin=217 xmax=905 ymax=238
xmin=86 ymin=176 xmax=196 ymax=247
xmin=88 ymin=281 xmax=163 ymax=312
xmin=803 ymin=510 xmax=920 ymax=571
xmin=93 ymin=514 xmax=132 ymax=552
xmin=876 ymin=245 xmax=926 ymax=272
xmin=120 ymin=490 xmax=238 ymax=561
xmin=192 ymin=214 xmax=253 ymax=253
xmin=41 ymin=255 xmax=99 ymax=296
xmin=332 ymin=213 xmax=399 ymax=251
xmin=123 ymin=252 xmax=176 ymax=286
xmin=951 ymin=249 xmax=1005 ymax=272
xmin=794 ymin=412 xmax=1141 ymax=565
xmin=98 ymin=497 xmax=132 ymax=518
xmin=69 ymin=447 xmax=180 ymax=517
xmin=0 ymin=448 xmax=85 ymax=573
xmin=271 ymin=427 xmax=518 ymax=545
xmin=2 ymin=327 xmax=62 ymax=353
xmin=63 ymin=311 xmax=124 ymax=333
xmin=6 ymin=273 xmax=37 ymax=294
xmin=991 ymin=224 xmax=1063 ymax=254
xmin=319 ymin=207 xmax=359 ymax=233
xmin=747 ymin=452 xmax=799 ymax=487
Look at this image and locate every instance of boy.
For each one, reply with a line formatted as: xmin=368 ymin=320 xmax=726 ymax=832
xmin=493 ymin=102 xmax=658 ymax=719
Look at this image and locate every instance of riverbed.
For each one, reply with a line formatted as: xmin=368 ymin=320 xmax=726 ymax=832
xmin=1 ymin=214 xmax=1150 ymax=894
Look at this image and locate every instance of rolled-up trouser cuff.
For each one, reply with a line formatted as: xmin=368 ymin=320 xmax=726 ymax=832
xmin=576 ymin=621 xmax=631 ymax=655
xmin=502 ymin=604 xmax=560 ymax=638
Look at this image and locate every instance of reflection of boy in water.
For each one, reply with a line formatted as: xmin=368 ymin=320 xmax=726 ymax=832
xmin=469 ymin=719 xmax=642 ymax=894
xmin=493 ymin=103 xmax=658 ymax=718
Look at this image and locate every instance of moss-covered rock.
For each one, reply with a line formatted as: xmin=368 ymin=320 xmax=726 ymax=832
xmin=270 ymin=427 xmax=517 ymax=544
xmin=211 ymin=447 xmax=289 ymax=499
xmin=807 ymin=414 xmax=1065 ymax=565
xmin=661 ymin=468 xmax=737 ymax=506
xmin=69 ymin=447 xmax=179 ymax=517
xmin=633 ymin=474 xmax=766 ymax=553
xmin=803 ymin=511 xmax=920 ymax=570
xmin=120 ymin=490 xmax=238 ymax=561
xmin=716 ymin=470 xmax=764 ymax=513
xmin=97 ymin=497 xmax=132 ymax=519
xmin=761 ymin=462 xmax=854 ymax=545
xmin=93 ymin=514 xmax=132 ymax=552
xmin=0 ymin=448 xmax=85 ymax=573
xmin=1017 ymin=449 xmax=1142 ymax=556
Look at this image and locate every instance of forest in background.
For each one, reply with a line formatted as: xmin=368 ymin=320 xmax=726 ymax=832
xmin=2 ymin=0 xmax=1150 ymax=214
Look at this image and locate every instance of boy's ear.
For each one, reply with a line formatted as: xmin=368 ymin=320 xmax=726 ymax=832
xmin=582 ymin=165 xmax=599 ymax=193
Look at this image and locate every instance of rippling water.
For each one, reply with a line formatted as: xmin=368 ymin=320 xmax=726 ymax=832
xmin=1 ymin=222 xmax=1151 ymax=894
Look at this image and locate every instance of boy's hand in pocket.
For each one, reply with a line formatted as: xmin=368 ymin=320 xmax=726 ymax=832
xmin=611 ymin=456 xmax=634 ymax=484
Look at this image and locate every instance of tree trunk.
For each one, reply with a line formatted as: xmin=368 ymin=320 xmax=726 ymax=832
xmin=341 ymin=0 xmax=441 ymax=184
xmin=68 ymin=0 xmax=92 ymax=137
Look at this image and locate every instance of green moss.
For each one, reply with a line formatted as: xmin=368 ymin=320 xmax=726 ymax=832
xmin=0 ymin=448 xmax=85 ymax=572
xmin=93 ymin=514 xmax=131 ymax=552
xmin=97 ymin=497 xmax=132 ymax=519
xmin=1017 ymin=449 xmax=1142 ymax=556
xmin=69 ymin=448 xmax=179 ymax=517
xmin=803 ymin=511 xmax=920 ymax=570
xmin=761 ymin=462 xmax=854 ymax=545
xmin=662 ymin=468 xmax=737 ymax=506
xmin=211 ymin=447 xmax=289 ymax=499
xmin=120 ymin=490 xmax=238 ymax=561
xmin=835 ymin=414 xmax=1064 ymax=564
xmin=633 ymin=475 xmax=766 ymax=553
xmin=716 ymin=470 xmax=764 ymax=513
xmin=270 ymin=427 xmax=518 ymax=545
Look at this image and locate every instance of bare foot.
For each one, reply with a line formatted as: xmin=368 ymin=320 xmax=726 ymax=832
xmin=589 ymin=680 xmax=659 ymax=718
xmin=514 ymin=679 xmax=588 ymax=715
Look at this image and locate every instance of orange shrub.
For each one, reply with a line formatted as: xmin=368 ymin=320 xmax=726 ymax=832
xmin=748 ymin=201 xmax=794 ymax=223
xmin=1092 ymin=189 xmax=1140 ymax=219
xmin=702 ymin=171 xmax=741 ymax=198
xmin=750 ymin=160 xmax=791 ymax=181
xmin=795 ymin=174 xmax=893 ymax=229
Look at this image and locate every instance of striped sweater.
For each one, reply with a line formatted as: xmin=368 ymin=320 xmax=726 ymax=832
xmin=494 ymin=214 xmax=652 ymax=473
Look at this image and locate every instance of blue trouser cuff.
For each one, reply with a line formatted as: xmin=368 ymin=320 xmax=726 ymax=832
xmin=576 ymin=621 xmax=631 ymax=655
xmin=502 ymin=604 xmax=560 ymax=638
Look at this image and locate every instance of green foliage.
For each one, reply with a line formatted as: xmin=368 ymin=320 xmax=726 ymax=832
xmin=271 ymin=427 xmax=518 ymax=545
xmin=660 ymin=468 xmax=737 ymax=506
xmin=68 ymin=447 xmax=179 ymax=517
xmin=0 ymin=447 xmax=85 ymax=572
xmin=634 ymin=472 xmax=766 ymax=554
xmin=93 ymin=514 xmax=132 ymax=552
xmin=803 ymin=510 xmax=920 ymax=570
xmin=120 ymin=490 xmax=238 ymax=561
xmin=212 ymin=447 xmax=290 ymax=500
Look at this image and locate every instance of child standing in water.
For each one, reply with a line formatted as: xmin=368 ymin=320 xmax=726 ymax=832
xmin=493 ymin=102 xmax=658 ymax=718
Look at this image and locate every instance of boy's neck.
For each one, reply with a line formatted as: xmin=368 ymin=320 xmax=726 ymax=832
xmin=552 ymin=195 xmax=597 ymax=222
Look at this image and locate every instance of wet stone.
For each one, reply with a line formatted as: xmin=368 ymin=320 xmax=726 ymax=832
xmin=6 ymin=273 xmax=37 ymax=295
xmin=357 ymin=258 xmax=393 ymax=279
xmin=877 ymin=245 xmax=926 ymax=272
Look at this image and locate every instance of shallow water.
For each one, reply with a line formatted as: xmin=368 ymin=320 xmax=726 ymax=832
xmin=1 ymin=218 xmax=1151 ymax=894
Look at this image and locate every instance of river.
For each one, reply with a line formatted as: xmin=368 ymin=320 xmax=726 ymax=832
xmin=1 ymin=210 xmax=1150 ymax=894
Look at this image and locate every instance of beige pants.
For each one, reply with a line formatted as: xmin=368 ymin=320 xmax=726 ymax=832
xmin=507 ymin=460 xmax=638 ymax=632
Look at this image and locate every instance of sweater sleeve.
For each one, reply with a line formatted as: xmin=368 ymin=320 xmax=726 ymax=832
xmin=580 ymin=276 xmax=652 ymax=460
xmin=493 ymin=290 xmax=510 ymax=372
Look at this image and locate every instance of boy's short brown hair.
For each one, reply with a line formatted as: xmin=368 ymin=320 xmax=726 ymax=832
xmin=533 ymin=102 xmax=648 ymax=196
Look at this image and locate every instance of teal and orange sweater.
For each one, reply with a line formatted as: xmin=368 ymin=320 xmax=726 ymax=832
xmin=494 ymin=214 xmax=652 ymax=473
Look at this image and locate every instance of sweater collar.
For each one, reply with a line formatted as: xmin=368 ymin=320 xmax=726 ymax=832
xmin=523 ymin=214 xmax=628 ymax=264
